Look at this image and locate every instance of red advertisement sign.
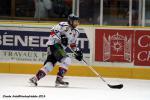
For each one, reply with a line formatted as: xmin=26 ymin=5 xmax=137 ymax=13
xmin=134 ymin=30 xmax=150 ymax=66
xmin=95 ymin=29 xmax=134 ymax=62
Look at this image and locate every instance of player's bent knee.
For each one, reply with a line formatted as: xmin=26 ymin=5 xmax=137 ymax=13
xmin=60 ymin=57 xmax=71 ymax=69
xmin=64 ymin=57 xmax=71 ymax=65
xmin=43 ymin=62 xmax=54 ymax=73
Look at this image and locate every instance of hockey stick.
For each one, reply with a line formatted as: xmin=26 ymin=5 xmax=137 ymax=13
xmin=53 ymin=32 xmax=123 ymax=89
xmin=69 ymin=48 xmax=123 ymax=89
xmin=82 ymin=59 xmax=123 ymax=89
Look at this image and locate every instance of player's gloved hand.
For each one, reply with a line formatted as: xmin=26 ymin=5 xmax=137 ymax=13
xmin=61 ymin=34 xmax=68 ymax=46
xmin=75 ymin=48 xmax=83 ymax=61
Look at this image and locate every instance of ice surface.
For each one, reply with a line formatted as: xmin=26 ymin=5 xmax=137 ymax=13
xmin=0 ymin=73 xmax=150 ymax=100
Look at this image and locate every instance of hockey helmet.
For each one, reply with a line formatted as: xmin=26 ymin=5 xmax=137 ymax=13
xmin=68 ymin=14 xmax=79 ymax=22
xmin=68 ymin=14 xmax=79 ymax=27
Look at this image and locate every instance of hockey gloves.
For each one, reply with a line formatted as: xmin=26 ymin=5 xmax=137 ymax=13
xmin=75 ymin=48 xmax=83 ymax=61
xmin=61 ymin=34 xmax=68 ymax=46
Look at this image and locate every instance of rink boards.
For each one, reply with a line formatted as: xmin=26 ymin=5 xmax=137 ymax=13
xmin=0 ymin=24 xmax=150 ymax=79
xmin=1 ymin=62 xmax=150 ymax=80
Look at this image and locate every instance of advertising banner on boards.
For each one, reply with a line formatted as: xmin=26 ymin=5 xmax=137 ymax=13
xmin=0 ymin=29 xmax=90 ymax=64
xmin=95 ymin=29 xmax=134 ymax=62
xmin=134 ymin=30 xmax=150 ymax=66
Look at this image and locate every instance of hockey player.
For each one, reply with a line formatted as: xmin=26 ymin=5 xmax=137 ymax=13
xmin=29 ymin=14 xmax=83 ymax=87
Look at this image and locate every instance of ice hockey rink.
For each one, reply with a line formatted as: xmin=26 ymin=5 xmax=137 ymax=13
xmin=0 ymin=74 xmax=150 ymax=100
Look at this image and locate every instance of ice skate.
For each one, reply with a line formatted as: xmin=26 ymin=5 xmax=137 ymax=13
xmin=29 ymin=77 xmax=38 ymax=86
xmin=55 ymin=77 xmax=69 ymax=88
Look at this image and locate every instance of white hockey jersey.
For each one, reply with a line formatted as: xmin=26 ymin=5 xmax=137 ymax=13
xmin=46 ymin=22 xmax=80 ymax=49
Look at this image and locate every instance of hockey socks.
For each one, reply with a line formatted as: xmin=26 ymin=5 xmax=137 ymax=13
xmin=36 ymin=70 xmax=46 ymax=80
xmin=57 ymin=67 xmax=67 ymax=78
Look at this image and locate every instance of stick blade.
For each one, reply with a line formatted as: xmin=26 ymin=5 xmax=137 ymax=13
xmin=107 ymin=84 xmax=123 ymax=89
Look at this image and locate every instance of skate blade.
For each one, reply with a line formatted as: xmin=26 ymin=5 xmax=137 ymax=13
xmin=28 ymin=81 xmax=37 ymax=86
xmin=55 ymin=84 xmax=69 ymax=88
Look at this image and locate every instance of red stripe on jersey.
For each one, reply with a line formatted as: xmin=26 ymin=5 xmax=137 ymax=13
xmin=50 ymin=31 xmax=55 ymax=37
xmin=70 ymin=43 xmax=76 ymax=48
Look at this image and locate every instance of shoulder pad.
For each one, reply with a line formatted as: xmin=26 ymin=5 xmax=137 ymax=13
xmin=59 ymin=22 xmax=69 ymax=27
